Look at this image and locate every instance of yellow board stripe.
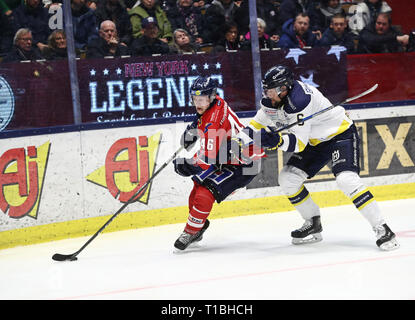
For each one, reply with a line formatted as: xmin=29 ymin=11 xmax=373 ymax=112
xmin=1 ymin=183 xmax=414 ymax=250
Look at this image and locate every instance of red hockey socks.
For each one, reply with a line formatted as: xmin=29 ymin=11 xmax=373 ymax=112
xmin=185 ymin=182 xmax=215 ymax=234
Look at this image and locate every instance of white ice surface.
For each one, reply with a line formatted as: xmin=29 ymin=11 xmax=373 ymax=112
xmin=1 ymin=198 xmax=415 ymax=300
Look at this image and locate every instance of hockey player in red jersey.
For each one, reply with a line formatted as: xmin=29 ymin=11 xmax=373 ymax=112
xmin=172 ymin=76 xmax=264 ymax=251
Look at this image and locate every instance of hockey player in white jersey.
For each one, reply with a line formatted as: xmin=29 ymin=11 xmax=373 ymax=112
xmin=241 ymin=65 xmax=399 ymax=251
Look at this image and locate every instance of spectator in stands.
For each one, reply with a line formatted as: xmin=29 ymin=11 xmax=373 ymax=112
xmin=12 ymin=0 xmax=50 ymax=52
xmin=71 ymin=0 xmax=99 ymax=51
xmin=1 ymin=0 xmax=22 ymax=16
xmin=317 ymin=13 xmax=354 ymax=53
xmin=170 ymin=28 xmax=201 ymax=54
xmin=278 ymin=12 xmax=318 ymax=48
xmin=279 ymin=0 xmax=315 ymax=26
xmin=308 ymin=0 xmax=345 ymax=34
xmin=2 ymin=28 xmax=43 ymax=62
xmin=201 ymin=0 xmax=239 ymax=45
xmin=0 ymin=10 xmax=14 ymax=56
xmin=123 ymin=0 xmax=140 ymax=10
xmin=166 ymin=0 xmax=204 ymax=45
xmin=407 ymin=29 xmax=415 ymax=52
xmin=241 ymin=17 xmax=279 ymax=50
xmin=42 ymin=29 xmax=68 ymax=60
xmin=130 ymin=16 xmax=171 ymax=56
xmin=234 ymin=0 xmax=282 ymax=41
xmin=213 ymin=21 xmax=244 ymax=52
xmin=192 ymin=0 xmax=206 ymax=10
xmin=357 ymin=12 xmax=408 ymax=54
xmin=348 ymin=0 xmax=391 ymax=36
xmin=94 ymin=0 xmax=133 ymax=46
xmin=129 ymin=0 xmax=173 ymax=44
xmin=86 ymin=20 xmax=130 ymax=58
xmin=87 ymin=0 xmax=97 ymax=10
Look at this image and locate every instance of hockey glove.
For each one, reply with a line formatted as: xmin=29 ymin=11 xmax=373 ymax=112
xmin=260 ymin=126 xmax=283 ymax=149
xmin=228 ymin=137 xmax=265 ymax=164
xmin=180 ymin=120 xmax=199 ymax=151
xmin=173 ymin=158 xmax=203 ymax=177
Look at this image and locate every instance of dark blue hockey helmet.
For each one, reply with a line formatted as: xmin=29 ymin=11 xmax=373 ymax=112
xmin=190 ymin=76 xmax=218 ymax=103
xmin=262 ymin=65 xmax=294 ymax=93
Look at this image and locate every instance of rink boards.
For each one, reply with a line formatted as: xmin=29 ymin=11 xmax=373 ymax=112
xmin=0 ymin=106 xmax=414 ymax=249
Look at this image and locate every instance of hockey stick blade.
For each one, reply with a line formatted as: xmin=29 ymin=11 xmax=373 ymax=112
xmin=51 ymin=144 xmax=185 ymax=262
xmin=52 ymin=253 xmax=78 ymax=261
xmin=345 ymin=83 xmax=378 ymax=103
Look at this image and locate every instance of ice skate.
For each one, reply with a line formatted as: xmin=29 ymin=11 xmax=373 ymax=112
xmin=174 ymin=219 xmax=210 ymax=251
xmin=291 ymin=216 xmax=323 ymax=245
xmin=373 ymin=223 xmax=400 ymax=251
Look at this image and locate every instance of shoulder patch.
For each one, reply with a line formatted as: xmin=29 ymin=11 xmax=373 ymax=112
xmin=285 ymin=81 xmax=311 ymax=114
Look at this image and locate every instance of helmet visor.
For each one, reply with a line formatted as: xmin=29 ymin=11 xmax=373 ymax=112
xmin=265 ymin=86 xmax=286 ymax=99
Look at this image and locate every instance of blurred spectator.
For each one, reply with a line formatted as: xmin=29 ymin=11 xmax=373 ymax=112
xmin=130 ymin=16 xmax=171 ymax=56
xmin=0 ymin=9 xmax=14 ymax=55
xmin=42 ymin=0 xmax=62 ymax=8
xmin=12 ymin=0 xmax=50 ymax=52
xmin=43 ymin=29 xmax=68 ymax=59
xmin=170 ymin=28 xmax=201 ymax=54
xmin=129 ymin=0 xmax=173 ymax=44
xmin=166 ymin=0 xmax=204 ymax=44
xmin=308 ymin=0 xmax=345 ymax=34
xmin=213 ymin=21 xmax=244 ymax=52
xmin=122 ymin=0 xmax=140 ymax=10
xmin=407 ymin=29 xmax=415 ymax=52
xmin=0 ymin=0 xmax=22 ymax=15
xmin=278 ymin=12 xmax=318 ymax=48
xmin=86 ymin=20 xmax=130 ymax=58
xmin=279 ymin=0 xmax=315 ymax=25
xmin=201 ymin=0 xmax=238 ymax=45
xmin=94 ymin=0 xmax=133 ymax=46
xmin=71 ymin=0 xmax=99 ymax=51
xmin=234 ymin=0 xmax=282 ymax=39
xmin=2 ymin=27 xmax=43 ymax=62
xmin=87 ymin=0 xmax=97 ymax=10
xmin=348 ymin=0 xmax=391 ymax=36
xmin=241 ymin=17 xmax=278 ymax=49
xmin=317 ymin=13 xmax=354 ymax=53
xmin=357 ymin=12 xmax=408 ymax=54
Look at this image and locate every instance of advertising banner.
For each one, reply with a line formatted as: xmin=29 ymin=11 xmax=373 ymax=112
xmin=0 ymin=48 xmax=347 ymax=131
xmin=248 ymin=116 xmax=415 ymax=189
xmin=1 ymin=114 xmax=413 ymax=234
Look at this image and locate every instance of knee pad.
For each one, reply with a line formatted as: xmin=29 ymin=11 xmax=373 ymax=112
xmin=336 ymin=171 xmax=365 ymax=198
xmin=278 ymin=165 xmax=308 ymax=195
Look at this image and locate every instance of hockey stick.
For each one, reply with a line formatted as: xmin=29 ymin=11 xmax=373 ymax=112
xmin=271 ymin=83 xmax=378 ymax=133
xmin=52 ymin=145 xmax=185 ymax=262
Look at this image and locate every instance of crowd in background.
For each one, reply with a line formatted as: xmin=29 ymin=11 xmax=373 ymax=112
xmin=0 ymin=0 xmax=415 ymax=62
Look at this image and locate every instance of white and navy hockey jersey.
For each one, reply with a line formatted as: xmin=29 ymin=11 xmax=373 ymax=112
xmin=244 ymin=80 xmax=353 ymax=153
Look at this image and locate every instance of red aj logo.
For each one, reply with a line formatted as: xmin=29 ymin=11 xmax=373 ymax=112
xmin=0 ymin=142 xmax=50 ymax=219
xmin=86 ymin=133 xmax=161 ymax=203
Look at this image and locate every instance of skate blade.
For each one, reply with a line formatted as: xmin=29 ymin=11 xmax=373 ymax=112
xmin=173 ymin=247 xmax=185 ymax=254
xmin=172 ymin=242 xmax=203 ymax=254
xmin=292 ymin=233 xmax=323 ymax=245
xmin=379 ymin=238 xmax=400 ymax=251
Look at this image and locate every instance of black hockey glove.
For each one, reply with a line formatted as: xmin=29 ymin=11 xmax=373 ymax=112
xmin=180 ymin=119 xmax=199 ymax=151
xmin=260 ymin=126 xmax=283 ymax=149
xmin=173 ymin=158 xmax=203 ymax=177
